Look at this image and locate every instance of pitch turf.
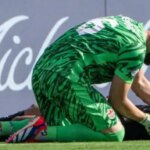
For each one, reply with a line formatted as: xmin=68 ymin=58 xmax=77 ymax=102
xmin=0 ymin=141 xmax=150 ymax=150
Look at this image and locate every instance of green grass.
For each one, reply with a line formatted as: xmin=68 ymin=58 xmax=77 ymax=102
xmin=0 ymin=141 xmax=150 ymax=150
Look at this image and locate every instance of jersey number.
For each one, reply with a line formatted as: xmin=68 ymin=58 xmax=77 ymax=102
xmin=76 ymin=18 xmax=118 ymax=35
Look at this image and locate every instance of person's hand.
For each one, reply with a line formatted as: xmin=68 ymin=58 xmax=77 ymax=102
xmin=140 ymin=113 xmax=150 ymax=135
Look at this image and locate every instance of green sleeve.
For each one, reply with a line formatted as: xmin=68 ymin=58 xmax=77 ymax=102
xmin=115 ymin=41 xmax=146 ymax=84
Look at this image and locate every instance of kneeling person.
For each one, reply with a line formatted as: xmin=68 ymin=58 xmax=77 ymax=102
xmin=7 ymin=15 xmax=150 ymax=143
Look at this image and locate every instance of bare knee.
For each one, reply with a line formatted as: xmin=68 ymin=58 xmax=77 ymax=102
xmin=101 ymin=121 xmax=125 ymax=142
xmin=101 ymin=121 xmax=123 ymax=134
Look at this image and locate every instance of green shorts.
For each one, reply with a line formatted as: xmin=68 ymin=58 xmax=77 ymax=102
xmin=32 ymin=68 xmax=120 ymax=132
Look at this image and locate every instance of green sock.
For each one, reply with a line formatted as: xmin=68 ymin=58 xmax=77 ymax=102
xmin=35 ymin=124 xmax=124 ymax=142
xmin=56 ymin=124 xmax=124 ymax=142
xmin=0 ymin=119 xmax=30 ymax=137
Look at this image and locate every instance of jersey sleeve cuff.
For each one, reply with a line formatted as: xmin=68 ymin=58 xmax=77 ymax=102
xmin=115 ymin=69 xmax=133 ymax=84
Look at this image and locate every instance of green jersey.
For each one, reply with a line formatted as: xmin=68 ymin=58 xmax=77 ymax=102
xmin=32 ymin=16 xmax=146 ymax=132
xmin=35 ymin=15 xmax=146 ymax=85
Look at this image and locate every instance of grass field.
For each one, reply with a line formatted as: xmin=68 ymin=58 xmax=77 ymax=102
xmin=0 ymin=141 xmax=150 ymax=150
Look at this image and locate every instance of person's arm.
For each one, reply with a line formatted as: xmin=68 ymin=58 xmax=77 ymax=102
xmin=109 ymin=75 xmax=145 ymax=122
xmin=131 ymin=69 xmax=150 ymax=105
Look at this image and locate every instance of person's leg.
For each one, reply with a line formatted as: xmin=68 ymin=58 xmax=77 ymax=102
xmin=6 ymin=78 xmax=124 ymax=143
xmin=0 ymin=110 xmax=25 ymax=121
xmin=62 ymin=82 xmax=125 ymax=141
xmin=6 ymin=116 xmax=124 ymax=143
xmin=0 ymin=119 xmax=31 ymax=137
xmin=33 ymin=81 xmax=124 ymax=142
xmin=24 ymin=104 xmax=40 ymax=116
xmin=34 ymin=123 xmax=124 ymax=142
xmin=31 ymin=54 xmax=125 ymax=142
xmin=0 ymin=104 xmax=40 ymax=121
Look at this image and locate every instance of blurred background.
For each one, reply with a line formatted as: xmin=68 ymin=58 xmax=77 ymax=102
xmin=0 ymin=0 xmax=150 ymax=116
